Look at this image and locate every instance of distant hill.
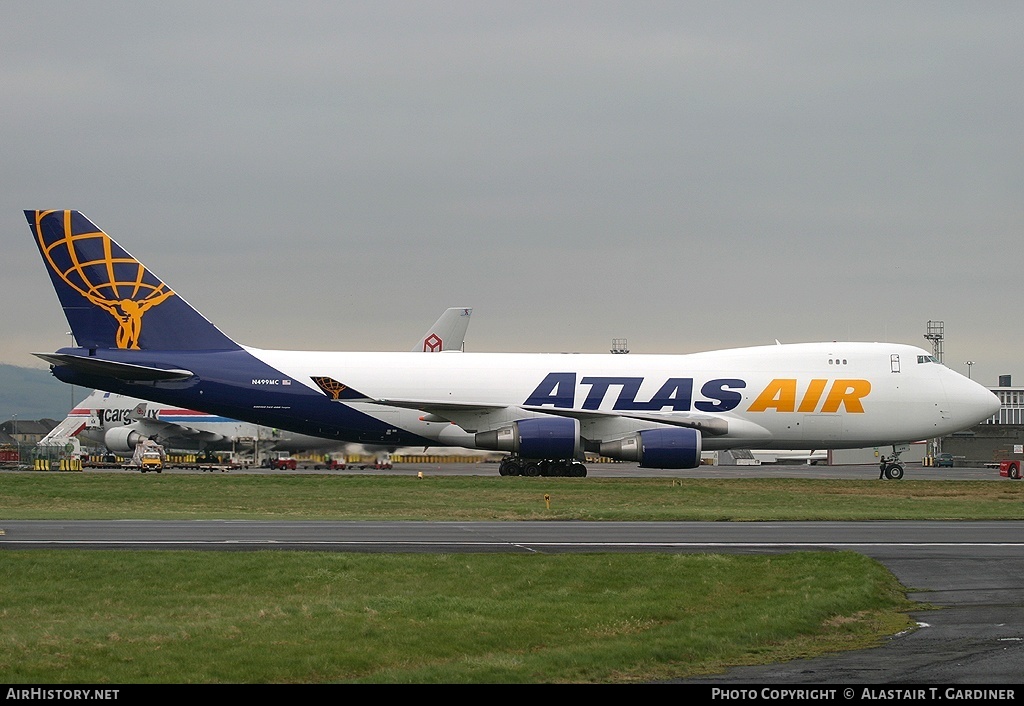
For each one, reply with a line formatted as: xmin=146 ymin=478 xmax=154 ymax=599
xmin=0 ymin=364 xmax=78 ymax=421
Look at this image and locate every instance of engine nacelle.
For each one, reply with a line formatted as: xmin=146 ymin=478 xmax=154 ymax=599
xmin=599 ymin=428 xmax=702 ymax=469
xmin=475 ymin=417 xmax=582 ymax=460
xmin=103 ymin=425 xmax=146 ymax=453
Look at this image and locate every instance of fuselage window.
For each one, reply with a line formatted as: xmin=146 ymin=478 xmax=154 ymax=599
xmin=891 ymin=354 xmax=901 ymax=373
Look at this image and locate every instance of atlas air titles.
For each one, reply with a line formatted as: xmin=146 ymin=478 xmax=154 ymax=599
xmin=524 ymin=373 xmax=871 ymax=414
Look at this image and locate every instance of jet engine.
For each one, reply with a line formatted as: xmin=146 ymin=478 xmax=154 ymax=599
xmin=475 ymin=417 xmax=582 ymax=460
xmin=103 ymin=425 xmax=148 ymax=453
xmin=600 ymin=428 xmax=702 ymax=469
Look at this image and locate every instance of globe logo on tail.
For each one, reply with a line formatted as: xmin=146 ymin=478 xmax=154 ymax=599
xmin=32 ymin=210 xmax=175 ymax=350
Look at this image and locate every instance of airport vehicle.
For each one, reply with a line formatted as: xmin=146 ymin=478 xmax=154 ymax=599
xmin=998 ymin=460 xmax=1022 ymax=479
xmin=312 ymin=459 xmax=347 ymax=470
xmin=0 ymin=444 xmax=20 ymax=468
xmin=346 ymin=457 xmax=393 ymax=470
xmin=26 ymin=210 xmax=1001 ymax=479
xmin=935 ymin=452 xmax=955 ymax=468
xmin=137 ymin=451 xmax=163 ymax=472
xmin=81 ymin=453 xmax=123 ymax=470
xmin=123 ymin=439 xmax=165 ymax=473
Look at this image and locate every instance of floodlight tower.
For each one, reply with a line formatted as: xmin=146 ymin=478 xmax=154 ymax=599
xmin=924 ymin=320 xmax=944 ymax=363
xmin=924 ymin=320 xmax=945 ymax=458
xmin=610 ymin=338 xmax=629 ymax=354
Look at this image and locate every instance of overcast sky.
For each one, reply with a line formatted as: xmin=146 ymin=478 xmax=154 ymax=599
xmin=3 ymin=2 xmax=1021 ymax=387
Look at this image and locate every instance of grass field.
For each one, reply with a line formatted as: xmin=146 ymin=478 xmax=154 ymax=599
xmin=2 ymin=472 xmax=1019 ymax=683
xmin=2 ymin=549 xmax=914 ymax=683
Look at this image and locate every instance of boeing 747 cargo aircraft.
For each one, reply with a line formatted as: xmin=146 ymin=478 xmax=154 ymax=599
xmin=26 ymin=210 xmax=999 ymax=478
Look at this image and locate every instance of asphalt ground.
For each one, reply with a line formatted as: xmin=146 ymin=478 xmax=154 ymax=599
xmin=71 ymin=460 xmax=1013 ymax=481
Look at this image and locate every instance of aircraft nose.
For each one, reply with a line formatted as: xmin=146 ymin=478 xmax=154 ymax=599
xmin=946 ymin=372 xmax=1001 ymax=427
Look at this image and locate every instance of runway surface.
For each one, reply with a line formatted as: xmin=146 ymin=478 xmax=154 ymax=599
xmin=64 ymin=460 xmax=1011 ymax=481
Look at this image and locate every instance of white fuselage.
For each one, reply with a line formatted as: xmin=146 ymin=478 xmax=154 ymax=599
xmin=252 ymin=341 xmax=999 ymax=452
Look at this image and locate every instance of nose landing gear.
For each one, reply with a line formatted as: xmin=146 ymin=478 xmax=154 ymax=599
xmin=879 ymin=450 xmax=905 ymax=480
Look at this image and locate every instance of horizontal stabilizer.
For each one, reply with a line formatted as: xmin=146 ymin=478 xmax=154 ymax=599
xmin=33 ymin=352 xmax=194 ymax=382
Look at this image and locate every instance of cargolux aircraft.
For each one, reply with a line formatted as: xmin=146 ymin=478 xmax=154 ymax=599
xmin=43 ymin=390 xmax=339 ymax=455
xmin=26 ymin=210 xmax=1000 ymax=479
xmin=41 ymin=307 xmax=474 ymax=456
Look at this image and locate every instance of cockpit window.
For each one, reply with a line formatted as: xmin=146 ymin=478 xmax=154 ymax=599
xmin=917 ymin=355 xmax=939 ymax=364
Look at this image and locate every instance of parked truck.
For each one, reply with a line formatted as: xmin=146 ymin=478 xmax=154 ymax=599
xmin=0 ymin=444 xmax=20 ymax=469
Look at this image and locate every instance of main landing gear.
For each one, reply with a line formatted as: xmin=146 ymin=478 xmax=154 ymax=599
xmin=879 ymin=451 xmax=905 ymax=480
xmin=498 ymin=456 xmax=587 ymax=477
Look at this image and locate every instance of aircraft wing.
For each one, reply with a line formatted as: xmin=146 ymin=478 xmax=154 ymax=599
xmin=352 ymin=396 xmax=506 ymax=428
xmin=361 ymin=395 xmax=731 ymax=437
xmin=131 ymin=417 xmax=221 ymax=443
xmin=117 ymin=404 xmax=232 ymax=448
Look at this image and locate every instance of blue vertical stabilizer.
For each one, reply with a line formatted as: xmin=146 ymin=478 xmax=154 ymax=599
xmin=26 ymin=210 xmax=239 ymax=351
